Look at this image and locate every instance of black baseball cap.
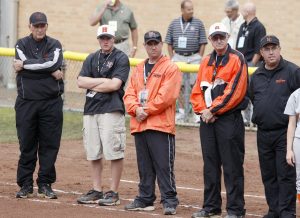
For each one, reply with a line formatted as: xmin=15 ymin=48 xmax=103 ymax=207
xmin=29 ymin=12 xmax=48 ymax=25
xmin=144 ymin=31 xmax=162 ymax=44
xmin=260 ymin=35 xmax=280 ymax=48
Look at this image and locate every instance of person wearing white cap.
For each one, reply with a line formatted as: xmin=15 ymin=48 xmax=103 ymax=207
xmin=190 ymin=22 xmax=248 ymax=218
xmin=77 ymin=24 xmax=130 ymax=206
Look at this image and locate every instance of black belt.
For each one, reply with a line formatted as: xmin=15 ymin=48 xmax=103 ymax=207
xmin=114 ymin=38 xmax=128 ymax=44
xmin=176 ymin=51 xmax=198 ymax=56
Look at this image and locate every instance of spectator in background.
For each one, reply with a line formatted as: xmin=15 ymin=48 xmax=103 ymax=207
xmin=123 ymin=31 xmax=182 ymax=215
xmin=77 ymin=25 xmax=130 ymax=206
xmin=14 ymin=12 xmax=64 ymax=199
xmin=236 ymin=1 xmax=266 ymax=127
xmin=236 ymin=1 xmax=266 ymax=66
xmin=165 ymin=0 xmax=207 ymax=122
xmin=250 ymin=35 xmax=300 ymax=218
xmin=89 ymin=0 xmax=138 ymax=57
xmin=221 ymin=0 xmax=244 ymax=49
xmin=190 ymin=22 xmax=248 ymax=218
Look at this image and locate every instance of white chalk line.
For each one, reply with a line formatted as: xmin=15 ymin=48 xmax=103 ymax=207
xmin=0 ymin=181 xmax=264 ymax=217
xmin=120 ymin=179 xmax=265 ymax=199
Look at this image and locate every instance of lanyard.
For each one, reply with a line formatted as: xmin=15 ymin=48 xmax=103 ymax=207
xmin=97 ymin=50 xmax=113 ymax=74
xmin=143 ymin=65 xmax=149 ymax=87
xmin=143 ymin=56 xmax=162 ymax=86
xmin=180 ymin=18 xmax=190 ymax=34
xmin=212 ymin=55 xmax=224 ymax=82
xmin=242 ymin=25 xmax=248 ymax=37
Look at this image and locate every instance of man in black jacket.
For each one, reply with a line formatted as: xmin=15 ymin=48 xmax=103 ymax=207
xmin=250 ymin=35 xmax=300 ymax=218
xmin=14 ymin=12 xmax=64 ymax=199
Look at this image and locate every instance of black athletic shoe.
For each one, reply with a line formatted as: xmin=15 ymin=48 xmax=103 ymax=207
xmin=191 ymin=209 xmax=222 ymax=218
xmin=262 ymin=212 xmax=279 ymax=218
xmin=16 ymin=185 xmax=33 ymax=198
xmin=37 ymin=184 xmax=57 ymax=199
xmin=77 ymin=189 xmax=103 ymax=204
xmin=163 ymin=207 xmax=177 ymax=215
xmin=124 ymin=200 xmax=155 ymax=211
xmin=224 ymin=215 xmax=245 ymax=218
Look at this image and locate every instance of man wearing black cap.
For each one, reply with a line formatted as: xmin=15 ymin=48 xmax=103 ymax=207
xmin=124 ymin=31 xmax=182 ymax=215
xmin=14 ymin=12 xmax=64 ymax=199
xmin=250 ymin=35 xmax=300 ymax=218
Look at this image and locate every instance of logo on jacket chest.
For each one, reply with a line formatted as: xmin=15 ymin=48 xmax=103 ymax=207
xmin=275 ymin=78 xmax=286 ymax=84
xmin=106 ymin=61 xmax=114 ymax=69
xmin=152 ymin=72 xmax=162 ymax=78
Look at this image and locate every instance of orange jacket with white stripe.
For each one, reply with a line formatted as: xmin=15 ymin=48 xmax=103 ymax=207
xmin=124 ymin=56 xmax=182 ymax=135
xmin=190 ymin=46 xmax=248 ymax=116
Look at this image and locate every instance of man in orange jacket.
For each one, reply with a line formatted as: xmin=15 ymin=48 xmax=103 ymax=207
xmin=190 ymin=22 xmax=248 ymax=218
xmin=123 ymin=31 xmax=182 ymax=215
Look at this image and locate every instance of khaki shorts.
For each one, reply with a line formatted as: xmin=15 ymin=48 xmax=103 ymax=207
xmin=83 ymin=112 xmax=126 ymax=161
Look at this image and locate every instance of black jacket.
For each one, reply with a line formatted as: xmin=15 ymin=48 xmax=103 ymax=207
xmin=79 ymin=48 xmax=130 ymax=115
xmin=15 ymin=34 xmax=64 ymax=100
xmin=250 ymin=57 xmax=300 ymax=130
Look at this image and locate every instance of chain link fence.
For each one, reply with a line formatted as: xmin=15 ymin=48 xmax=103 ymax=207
xmin=0 ymin=56 xmax=86 ymax=111
xmin=0 ymin=52 xmax=200 ymax=126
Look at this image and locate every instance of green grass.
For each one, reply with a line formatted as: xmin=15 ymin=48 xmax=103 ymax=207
xmin=62 ymin=110 xmax=83 ymax=140
xmin=0 ymin=107 xmax=17 ymax=143
xmin=0 ymin=107 xmax=83 ymax=143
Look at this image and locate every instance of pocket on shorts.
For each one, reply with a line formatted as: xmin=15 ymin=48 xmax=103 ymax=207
xmin=113 ymin=127 xmax=126 ymax=152
xmin=82 ymin=127 xmax=87 ymax=150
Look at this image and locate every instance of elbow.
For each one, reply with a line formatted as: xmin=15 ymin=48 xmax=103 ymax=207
xmin=77 ymin=79 xmax=84 ymax=88
xmin=89 ymin=21 xmax=96 ymax=26
xmin=89 ymin=17 xmax=98 ymax=26
xmin=109 ymin=80 xmax=122 ymax=91
xmin=111 ymin=83 xmax=122 ymax=91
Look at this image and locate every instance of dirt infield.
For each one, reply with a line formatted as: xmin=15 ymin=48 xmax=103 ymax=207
xmin=0 ymin=127 xmax=299 ymax=218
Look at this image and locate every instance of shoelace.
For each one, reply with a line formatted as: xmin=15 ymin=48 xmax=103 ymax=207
xmin=87 ymin=190 xmax=96 ymax=195
xmin=104 ymin=191 xmax=114 ymax=199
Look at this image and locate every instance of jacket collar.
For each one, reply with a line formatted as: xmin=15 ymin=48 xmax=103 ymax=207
xmin=208 ymin=44 xmax=231 ymax=66
xmin=181 ymin=16 xmax=193 ymax=23
xmin=137 ymin=55 xmax=169 ymax=70
xmin=29 ymin=34 xmax=47 ymax=43
xmin=257 ymin=56 xmax=284 ymax=74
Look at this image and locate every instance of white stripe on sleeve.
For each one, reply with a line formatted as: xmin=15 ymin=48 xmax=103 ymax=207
xmin=23 ymin=48 xmax=61 ymax=70
xmin=16 ymin=46 xmax=27 ymax=61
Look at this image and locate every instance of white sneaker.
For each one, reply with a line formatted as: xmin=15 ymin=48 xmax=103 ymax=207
xmin=176 ymin=112 xmax=184 ymax=121
xmin=194 ymin=113 xmax=201 ymax=123
xmin=176 ymin=108 xmax=185 ymax=121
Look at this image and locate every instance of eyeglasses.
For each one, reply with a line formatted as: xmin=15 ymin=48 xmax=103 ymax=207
xmin=261 ymin=45 xmax=279 ymax=53
xmin=211 ymin=35 xmax=227 ymax=42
